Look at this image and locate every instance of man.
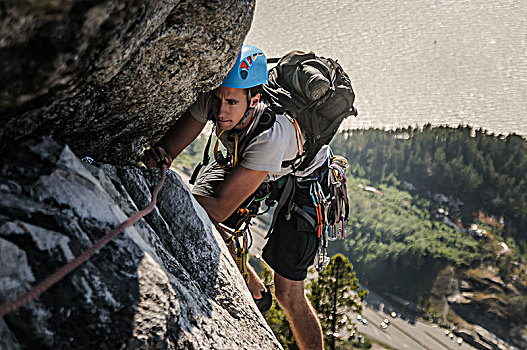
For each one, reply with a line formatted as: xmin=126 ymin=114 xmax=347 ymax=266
xmin=144 ymin=44 xmax=328 ymax=350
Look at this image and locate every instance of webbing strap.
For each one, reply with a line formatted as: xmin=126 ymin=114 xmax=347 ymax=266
xmin=341 ymin=181 xmax=350 ymax=220
xmin=291 ymin=203 xmax=317 ymax=229
xmin=265 ymin=175 xmax=295 ymax=238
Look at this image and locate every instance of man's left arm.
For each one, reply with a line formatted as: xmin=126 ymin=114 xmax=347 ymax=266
xmin=194 ymin=165 xmax=268 ymax=223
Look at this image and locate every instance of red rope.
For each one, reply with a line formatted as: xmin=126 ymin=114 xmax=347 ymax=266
xmin=0 ymin=165 xmax=168 ymax=317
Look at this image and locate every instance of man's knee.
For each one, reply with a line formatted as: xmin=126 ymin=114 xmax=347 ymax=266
xmin=274 ymin=285 xmax=290 ymax=306
xmin=274 ymin=277 xmax=305 ymax=309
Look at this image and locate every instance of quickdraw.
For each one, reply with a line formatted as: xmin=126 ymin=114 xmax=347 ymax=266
xmin=214 ymin=129 xmax=239 ymax=173
xmin=310 ymin=181 xmax=330 ymax=273
xmin=231 ymin=228 xmax=251 ymax=284
xmin=213 ymin=220 xmax=253 ymax=285
xmin=310 ymin=154 xmax=350 ymax=273
xmin=328 ymin=155 xmax=349 ymax=240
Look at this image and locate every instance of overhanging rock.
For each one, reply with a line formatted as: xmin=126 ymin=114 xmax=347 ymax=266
xmin=0 ymin=137 xmax=281 ymax=349
xmin=0 ymin=0 xmax=255 ymax=164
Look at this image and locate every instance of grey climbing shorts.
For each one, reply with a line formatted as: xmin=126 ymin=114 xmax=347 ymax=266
xmin=191 ymin=161 xmax=226 ymax=198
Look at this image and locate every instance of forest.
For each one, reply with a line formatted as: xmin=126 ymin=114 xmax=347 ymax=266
xmin=330 ymin=125 xmax=527 ymax=300
xmin=331 ymin=125 xmax=527 ymax=243
xmin=176 ymin=124 xmax=527 ymax=347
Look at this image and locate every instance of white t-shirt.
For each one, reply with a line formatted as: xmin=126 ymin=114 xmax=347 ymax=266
xmin=189 ymin=92 xmax=329 ymax=180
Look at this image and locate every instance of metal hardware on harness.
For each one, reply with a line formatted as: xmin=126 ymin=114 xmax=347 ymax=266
xmin=214 ymin=129 xmax=239 ymax=173
xmin=232 ymin=228 xmax=251 ymax=284
xmin=327 ymin=155 xmax=349 ymax=240
xmin=213 ymin=220 xmax=253 ymax=285
xmin=310 ymin=154 xmax=350 ymax=273
xmin=310 ymin=181 xmax=330 ymax=273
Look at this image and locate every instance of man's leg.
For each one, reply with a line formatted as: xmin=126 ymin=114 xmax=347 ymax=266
xmin=274 ymin=272 xmax=323 ymax=350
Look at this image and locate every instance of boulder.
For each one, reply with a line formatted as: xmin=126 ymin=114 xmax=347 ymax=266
xmin=0 ymin=0 xmax=254 ymax=164
xmin=454 ymin=329 xmax=494 ymax=350
xmin=0 ymin=137 xmax=281 ymax=349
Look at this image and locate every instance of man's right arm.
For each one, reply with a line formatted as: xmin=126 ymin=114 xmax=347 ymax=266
xmin=144 ymin=110 xmax=206 ymax=168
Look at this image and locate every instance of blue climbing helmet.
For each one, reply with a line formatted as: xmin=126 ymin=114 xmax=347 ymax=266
xmin=221 ymin=44 xmax=268 ymax=89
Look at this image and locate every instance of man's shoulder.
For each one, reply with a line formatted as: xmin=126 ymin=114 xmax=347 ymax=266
xmin=255 ymin=112 xmax=295 ymax=139
xmin=243 ymin=112 xmax=294 ymax=152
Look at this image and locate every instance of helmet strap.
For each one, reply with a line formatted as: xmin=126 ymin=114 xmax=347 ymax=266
xmin=236 ymin=89 xmax=256 ymax=127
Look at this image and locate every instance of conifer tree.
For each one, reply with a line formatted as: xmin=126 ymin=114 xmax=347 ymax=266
xmin=307 ymin=254 xmax=368 ymax=350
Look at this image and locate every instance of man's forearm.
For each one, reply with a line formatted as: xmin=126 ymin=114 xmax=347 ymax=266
xmin=193 ymin=166 xmax=269 ymax=223
xmin=194 ymin=195 xmax=231 ymax=222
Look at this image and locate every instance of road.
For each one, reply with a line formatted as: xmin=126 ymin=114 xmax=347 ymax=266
xmin=350 ymin=291 xmax=477 ymax=350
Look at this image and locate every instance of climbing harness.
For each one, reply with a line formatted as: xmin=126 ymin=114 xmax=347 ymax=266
xmin=311 ymin=154 xmax=350 ymax=272
xmin=0 ymin=165 xmax=168 ymax=317
xmin=191 ymin=98 xmax=350 ymax=276
xmin=269 ymin=152 xmax=350 ymax=274
xmin=211 ymin=181 xmax=275 ymax=285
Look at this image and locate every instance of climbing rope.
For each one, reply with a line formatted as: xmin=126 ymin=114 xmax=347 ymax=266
xmin=0 ymin=165 xmax=168 ymax=317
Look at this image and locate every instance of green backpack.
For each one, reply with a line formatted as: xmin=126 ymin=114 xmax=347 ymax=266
xmin=265 ymin=50 xmax=358 ymax=171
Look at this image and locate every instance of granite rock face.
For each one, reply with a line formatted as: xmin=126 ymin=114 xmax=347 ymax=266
xmin=0 ymin=0 xmax=254 ymax=164
xmin=0 ymin=137 xmax=281 ymax=350
xmin=0 ymin=2 xmax=279 ymax=348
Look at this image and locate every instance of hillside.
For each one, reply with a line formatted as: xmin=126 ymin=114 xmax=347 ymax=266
xmin=331 ymin=126 xmax=527 ymax=348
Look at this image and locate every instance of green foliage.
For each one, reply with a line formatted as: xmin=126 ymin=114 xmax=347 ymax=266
xmin=175 ymin=132 xmax=210 ymax=171
xmin=341 ymin=174 xmax=480 ymax=296
xmin=340 ymin=336 xmax=373 ymax=349
xmin=332 ymin=126 xmax=527 ymax=243
xmin=251 ymin=256 xmax=367 ymax=350
xmin=307 ymin=254 xmax=367 ymax=350
xmin=329 ymin=125 xmax=527 ymax=303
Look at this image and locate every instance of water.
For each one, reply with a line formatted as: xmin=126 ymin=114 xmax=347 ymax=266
xmin=246 ymin=0 xmax=527 ymax=137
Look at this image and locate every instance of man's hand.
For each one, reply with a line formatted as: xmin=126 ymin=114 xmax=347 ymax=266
xmin=143 ymin=146 xmax=173 ymax=168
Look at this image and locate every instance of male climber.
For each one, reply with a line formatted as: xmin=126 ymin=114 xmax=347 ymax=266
xmin=144 ymin=44 xmax=328 ymax=350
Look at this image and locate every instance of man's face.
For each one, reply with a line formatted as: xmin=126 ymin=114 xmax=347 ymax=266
xmin=212 ymin=87 xmax=248 ymax=131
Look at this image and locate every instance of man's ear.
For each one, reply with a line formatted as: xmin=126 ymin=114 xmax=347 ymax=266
xmin=249 ymin=93 xmax=261 ymax=108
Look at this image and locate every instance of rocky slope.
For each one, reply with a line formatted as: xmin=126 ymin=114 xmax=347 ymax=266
xmin=0 ymin=138 xmax=281 ymax=349
xmin=430 ymin=261 xmax=527 ymax=349
xmin=1 ymin=1 xmax=282 ymax=349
